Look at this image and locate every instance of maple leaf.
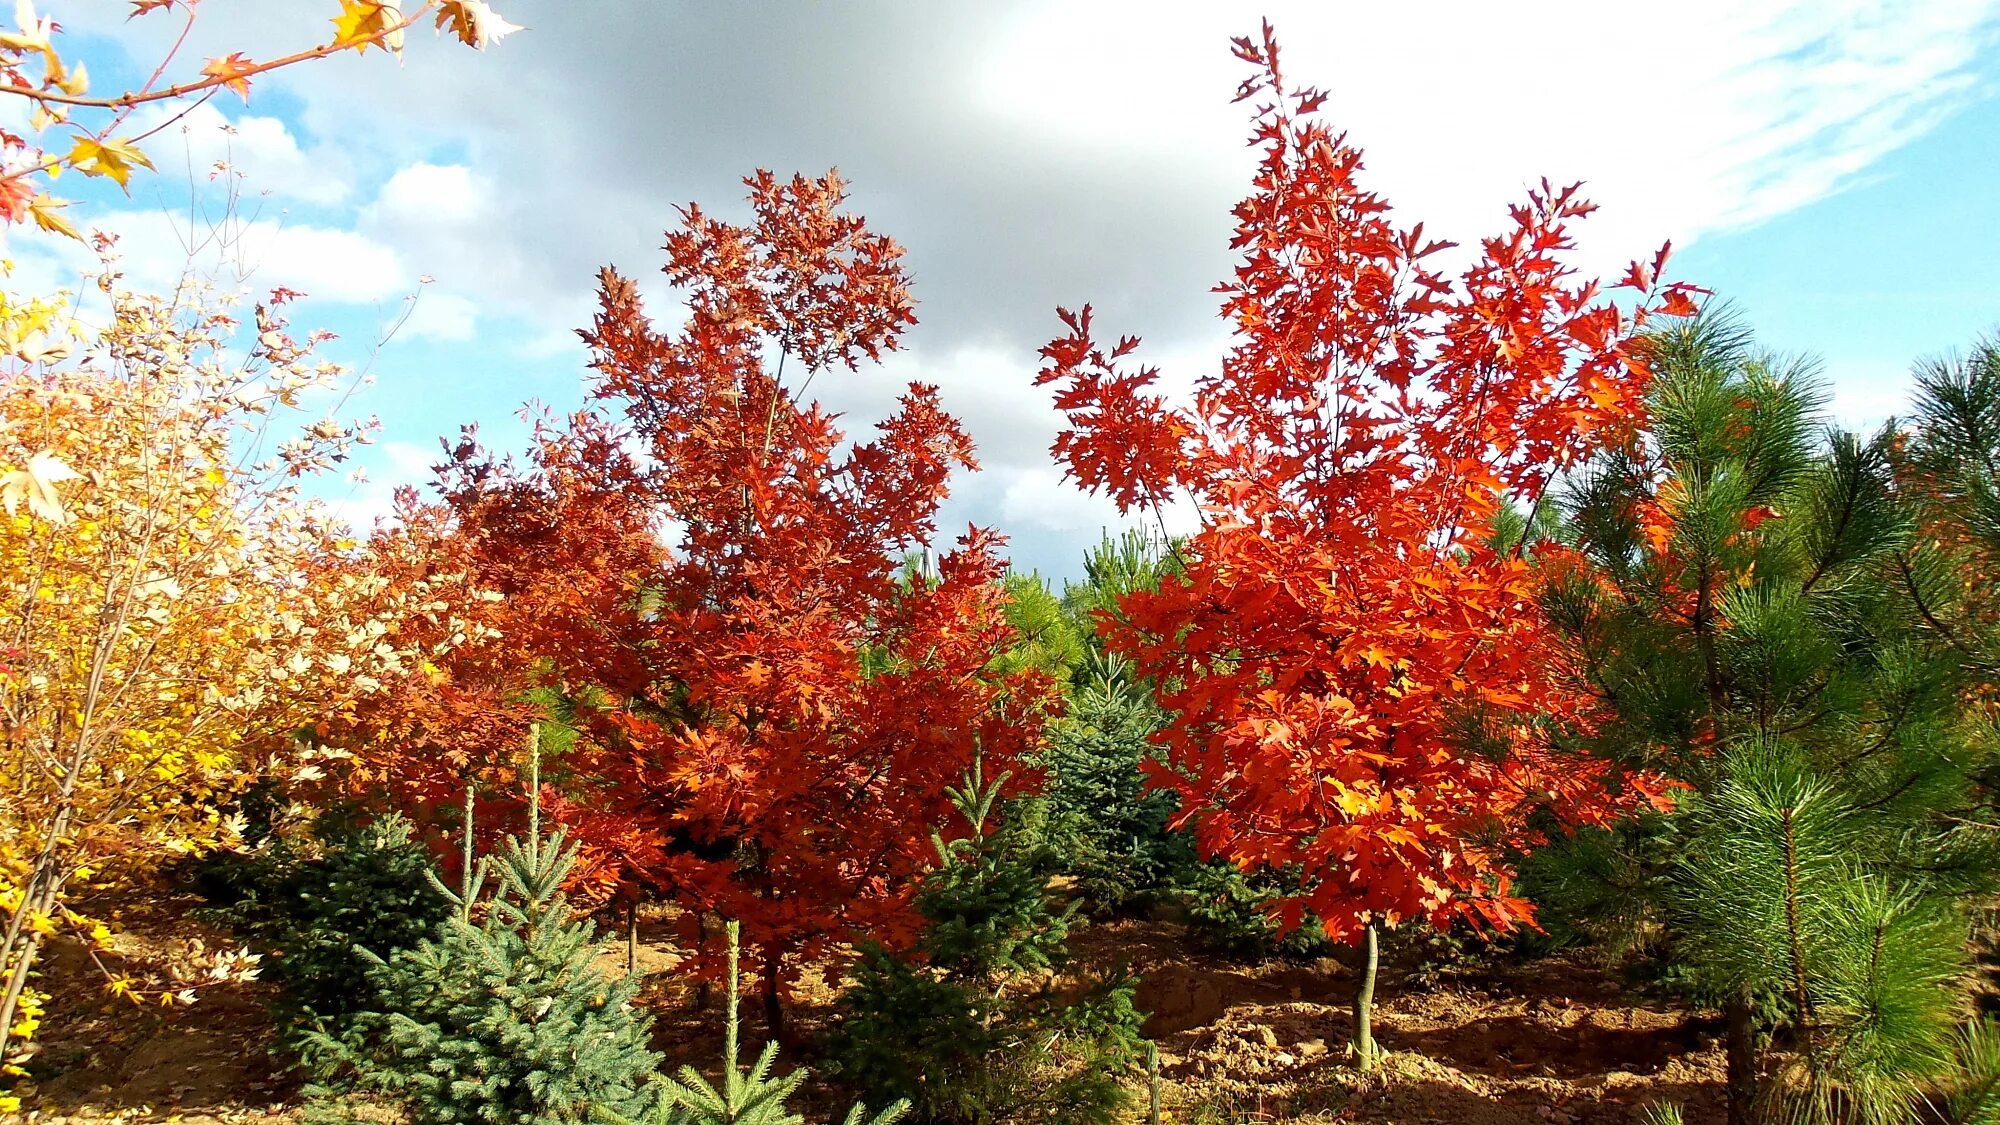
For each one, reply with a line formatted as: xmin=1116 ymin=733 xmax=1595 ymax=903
xmin=330 ymin=0 xmax=405 ymax=56
xmin=65 ymin=136 xmax=155 ymax=189
xmin=435 ymin=0 xmax=522 ymax=50
xmin=1 ymin=450 xmax=82 ymax=525
xmin=200 ymin=52 xmax=256 ymax=101
xmin=27 ymin=192 xmax=78 ymax=240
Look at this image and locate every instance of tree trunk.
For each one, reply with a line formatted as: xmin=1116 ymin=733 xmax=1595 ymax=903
xmin=761 ymin=944 xmax=786 ymax=1044
xmin=1353 ymin=920 xmax=1382 ymax=1070
xmin=1726 ymin=989 xmax=1758 ymax=1125
xmin=624 ymin=896 xmax=639 ymax=975
xmin=0 ymin=814 xmax=71 ymax=1063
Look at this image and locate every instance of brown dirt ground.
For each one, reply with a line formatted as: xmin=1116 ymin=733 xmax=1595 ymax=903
xmin=9 ymin=906 xmax=1725 ymax=1125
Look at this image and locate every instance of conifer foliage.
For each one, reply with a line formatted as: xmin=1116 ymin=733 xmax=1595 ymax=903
xmin=1537 ymin=316 xmax=2000 ymax=1125
xmin=314 ymin=747 xmax=661 ymax=1125
xmin=194 ymin=809 xmax=451 ymax=1053
xmin=828 ymin=760 xmax=1145 ymax=1125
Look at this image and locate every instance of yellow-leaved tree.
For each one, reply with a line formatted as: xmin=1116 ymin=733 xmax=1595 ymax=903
xmin=0 ymin=264 xmax=489 ymax=1101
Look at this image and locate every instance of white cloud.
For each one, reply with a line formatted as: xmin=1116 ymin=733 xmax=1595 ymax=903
xmin=400 ymin=290 xmax=480 ymax=342
xmin=1000 ymin=468 xmax=1125 ymax=533
xmin=982 ymin=0 xmax=2000 ymax=269
xmin=372 ymin=162 xmax=494 ymax=229
xmin=131 ymin=102 xmax=352 ymax=205
xmin=75 ymin=208 xmax=409 ymax=304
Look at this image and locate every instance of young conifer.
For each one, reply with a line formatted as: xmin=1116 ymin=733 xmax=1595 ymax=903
xmin=309 ymin=730 xmax=661 ymax=1125
xmin=1537 ymin=315 xmax=2000 ymax=1125
xmin=827 ymin=758 xmax=1144 ymax=1125
xmin=599 ymin=920 xmax=907 ymax=1125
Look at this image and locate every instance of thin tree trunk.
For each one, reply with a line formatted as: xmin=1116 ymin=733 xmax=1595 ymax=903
xmin=692 ymin=912 xmax=714 ymax=1012
xmin=0 ymin=805 xmax=72 ymax=1061
xmin=1726 ymin=990 xmax=1758 ymax=1125
xmin=761 ymin=944 xmax=785 ymax=1044
xmin=625 ymin=896 xmax=639 ymax=975
xmin=1353 ymin=920 xmax=1382 ymax=1070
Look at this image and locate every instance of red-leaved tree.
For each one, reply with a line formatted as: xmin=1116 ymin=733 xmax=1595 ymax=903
xmin=567 ymin=170 xmax=1056 ymax=1035
xmin=1036 ymin=25 xmax=1694 ymax=1065
xmin=330 ymin=173 xmax=1053 ymax=1040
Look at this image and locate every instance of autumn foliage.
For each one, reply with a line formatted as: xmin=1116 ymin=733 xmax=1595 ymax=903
xmin=342 ymin=171 xmax=1057 ymax=1007
xmin=1037 ymin=26 xmax=1695 ymax=947
xmin=0 ymin=0 xmax=519 ymax=239
xmin=0 ymin=270 xmax=486 ymax=1083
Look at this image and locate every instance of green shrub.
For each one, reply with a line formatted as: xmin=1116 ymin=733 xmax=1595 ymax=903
xmin=826 ymin=761 xmax=1145 ymax=1125
xmin=193 ymin=808 xmax=451 ymax=1051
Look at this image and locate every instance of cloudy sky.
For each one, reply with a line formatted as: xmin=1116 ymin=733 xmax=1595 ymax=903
xmin=16 ymin=1 xmax=2000 ymax=577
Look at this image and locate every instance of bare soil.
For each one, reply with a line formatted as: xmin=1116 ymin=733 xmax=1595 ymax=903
xmin=10 ymin=908 xmax=1725 ymax=1125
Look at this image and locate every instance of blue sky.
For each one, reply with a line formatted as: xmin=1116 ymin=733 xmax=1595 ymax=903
xmin=11 ymin=1 xmax=2000 ymax=578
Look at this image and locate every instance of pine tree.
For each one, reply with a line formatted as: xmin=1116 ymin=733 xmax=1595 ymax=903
xmin=1536 ymin=313 xmax=2000 ymax=1125
xmin=826 ymin=759 xmax=1145 ymax=1125
xmin=310 ymin=741 xmax=662 ymax=1125
xmin=1893 ymin=335 xmax=2000 ymax=684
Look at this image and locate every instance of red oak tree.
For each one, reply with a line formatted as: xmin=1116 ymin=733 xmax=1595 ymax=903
xmin=1036 ymin=25 xmax=1693 ymax=1065
xmin=578 ymin=170 xmax=1057 ymax=1033
xmin=342 ymin=170 xmax=1055 ymax=1037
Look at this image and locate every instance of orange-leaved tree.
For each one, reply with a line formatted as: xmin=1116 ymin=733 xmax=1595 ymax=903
xmin=316 ymin=407 xmax=683 ymax=962
xmin=0 ymin=0 xmax=520 ymax=239
xmin=577 ymin=171 xmax=1058 ymax=1037
xmin=340 ymin=170 xmax=1056 ymax=1038
xmin=1036 ymin=25 xmax=1695 ymax=1067
xmin=0 ymin=268 xmax=489 ymax=1097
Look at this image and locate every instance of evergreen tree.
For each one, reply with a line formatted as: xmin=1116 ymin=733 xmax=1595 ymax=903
xmin=1059 ymin=529 xmax=1181 ymax=634
xmin=599 ymin=921 xmax=907 ymax=1125
xmin=1893 ymin=335 xmax=2000 ymax=683
xmin=994 ymin=572 xmax=1088 ymax=685
xmin=1037 ymin=650 xmax=1185 ymax=914
xmin=1535 ymin=314 xmax=2000 ymax=1125
xmin=310 ymin=747 xmax=662 ymax=1125
xmin=826 ymin=759 xmax=1145 ymax=1125
xmin=193 ymin=808 xmax=451 ymax=1060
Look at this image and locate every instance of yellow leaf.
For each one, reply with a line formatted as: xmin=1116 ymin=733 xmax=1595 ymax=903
xmin=28 ymin=192 xmax=79 ymax=240
xmin=1 ymin=450 xmax=83 ymax=524
xmin=331 ymin=0 xmax=405 ymax=55
xmin=56 ymin=56 xmax=87 ymax=95
xmin=66 ymin=135 xmax=154 ymax=189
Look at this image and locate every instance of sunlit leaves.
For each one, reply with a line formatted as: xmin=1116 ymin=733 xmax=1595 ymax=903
xmin=64 ymin=136 xmax=153 ymax=188
xmin=200 ymin=52 xmax=257 ymax=100
xmin=355 ymin=168 xmax=1057 ymax=990
xmin=0 ymin=450 xmax=79 ymax=524
xmin=330 ymin=0 xmax=406 ymax=54
xmin=1040 ymin=23 xmax=1690 ymax=945
xmin=0 ymin=0 xmax=517 ymax=239
xmin=0 ymin=275 xmax=488 ymax=1072
xmin=436 ymin=0 xmax=524 ymax=49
